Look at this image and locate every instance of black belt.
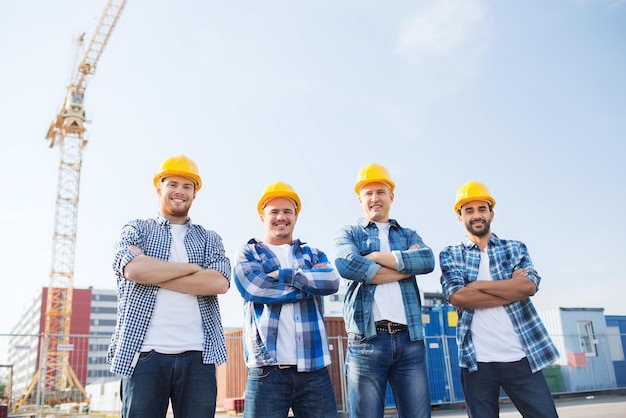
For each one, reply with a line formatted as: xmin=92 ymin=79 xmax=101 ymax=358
xmin=375 ymin=320 xmax=408 ymax=334
xmin=271 ymin=364 xmax=295 ymax=370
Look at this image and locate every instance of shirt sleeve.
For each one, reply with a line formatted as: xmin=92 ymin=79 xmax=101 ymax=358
xmin=202 ymin=229 xmax=231 ymax=283
xmin=513 ymin=241 xmax=541 ymax=290
xmin=112 ymin=221 xmax=140 ymax=279
xmin=281 ymin=249 xmax=340 ymax=296
xmin=333 ymin=226 xmax=381 ymax=284
xmin=393 ymin=230 xmax=435 ymax=275
xmin=439 ymin=246 xmax=466 ymax=302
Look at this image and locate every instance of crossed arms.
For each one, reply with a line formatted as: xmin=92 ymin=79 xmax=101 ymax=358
xmin=334 ymin=226 xmax=435 ymax=284
xmin=448 ymin=268 xmax=536 ymax=309
xmin=124 ymin=246 xmax=229 ymax=296
xmin=439 ymin=244 xmax=539 ymax=310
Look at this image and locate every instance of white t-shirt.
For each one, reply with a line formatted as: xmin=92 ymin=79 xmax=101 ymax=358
xmin=372 ymin=222 xmax=407 ymax=325
xmin=470 ymin=248 xmax=525 ymax=362
xmin=265 ymin=243 xmax=297 ymax=365
xmin=141 ymin=224 xmax=204 ymax=353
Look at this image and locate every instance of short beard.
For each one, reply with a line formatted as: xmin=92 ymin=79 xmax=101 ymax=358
xmin=466 ymin=220 xmax=491 ymax=237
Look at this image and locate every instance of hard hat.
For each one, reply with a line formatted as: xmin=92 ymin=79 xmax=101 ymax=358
xmin=257 ymin=181 xmax=302 ymax=215
xmin=353 ymin=163 xmax=395 ymax=195
xmin=153 ymin=154 xmax=202 ymax=191
xmin=454 ymin=180 xmax=496 ymax=213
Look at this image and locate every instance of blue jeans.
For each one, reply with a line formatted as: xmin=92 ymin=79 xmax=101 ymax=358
xmin=461 ymin=358 xmax=558 ymax=418
xmin=243 ymin=366 xmax=337 ymax=418
xmin=346 ymin=331 xmax=431 ymax=418
xmin=121 ymin=350 xmax=216 ymax=418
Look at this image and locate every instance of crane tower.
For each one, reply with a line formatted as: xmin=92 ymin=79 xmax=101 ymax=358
xmin=14 ymin=0 xmax=127 ymax=411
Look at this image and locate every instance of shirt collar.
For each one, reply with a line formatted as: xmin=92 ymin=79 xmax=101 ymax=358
xmin=461 ymin=232 xmax=500 ymax=249
xmin=357 ymin=217 xmax=401 ymax=229
xmin=247 ymin=238 xmax=306 ymax=247
xmin=155 ymin=213 xmax=192 ymax=228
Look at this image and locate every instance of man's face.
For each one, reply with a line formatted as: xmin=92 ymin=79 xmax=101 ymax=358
xmin=261 ymin=197 xmax=298 ymax=244
xmin=458 ymin=200 xmax=493 ymax=237
xmin=157 ymin=175 xmax=196 ymax=219
xmin=358 ymin=182 xmax=393 ymax=223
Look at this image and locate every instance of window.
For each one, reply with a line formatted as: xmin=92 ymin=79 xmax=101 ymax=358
xmin=577 ymin=321 xmax=597 ymax=357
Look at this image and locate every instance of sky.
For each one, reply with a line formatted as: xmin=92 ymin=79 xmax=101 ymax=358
xmin=0 ymin=0 xmax=625 ymax=335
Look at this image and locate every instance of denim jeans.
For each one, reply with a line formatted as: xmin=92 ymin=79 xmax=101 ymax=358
xmin=121 ymin=350 xmax=216 ymax=418
xmin=461 ymin=357 xmax=558 ymax=418
xmin=243 ymin=366 xmax=337 ymax=418
xmin=346 ymin=331 xmax=431 ymax=418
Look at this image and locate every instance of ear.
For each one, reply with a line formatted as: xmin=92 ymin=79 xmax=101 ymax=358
xmin=389 ymin=191 xmax=394 ymax=203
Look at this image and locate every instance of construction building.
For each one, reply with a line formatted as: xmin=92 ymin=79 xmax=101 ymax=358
xmin=7 ymin=287 xmax=118 ymax=401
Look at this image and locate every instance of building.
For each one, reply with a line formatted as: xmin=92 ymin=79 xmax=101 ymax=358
xmin=7 ymin=287 xmax=118 ymax=400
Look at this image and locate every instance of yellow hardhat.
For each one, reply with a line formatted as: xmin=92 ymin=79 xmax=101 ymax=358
xmin=153 ymin=154 xmax=202 ymax=191
xmin=354 ymin=163 xmax=395 ymax=195
xmin=454 ymin=180 xmax=496 ymax=213
xmin=257 ymin=181 xmax=302 ymax=215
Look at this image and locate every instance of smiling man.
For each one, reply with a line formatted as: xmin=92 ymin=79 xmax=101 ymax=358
xmin=334 ymin=163 xmax=435 ymax=418
xmin=108 ymin=154 xmax=231 ymax=418
xmin=439 ymin=180 xmax=559 ymax=418
xmin=234 ymin=181 xmax=340 ymax=418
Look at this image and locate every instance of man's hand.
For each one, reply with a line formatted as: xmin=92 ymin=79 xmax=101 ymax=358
xmin=129 ymin=245 xmax=144 ymax=256
xmin=511 ymin=268 xmax=530 ymax=280
xmin=312 ymin=263 xmax=330 ymax=269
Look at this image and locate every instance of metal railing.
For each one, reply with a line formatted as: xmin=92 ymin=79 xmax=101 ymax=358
xmin=0 ymin=331 xmax=624 ymax=416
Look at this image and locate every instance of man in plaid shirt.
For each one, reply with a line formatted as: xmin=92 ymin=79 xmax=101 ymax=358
xmin=109 ymin=155 xmax=230 ymax=418
xmin=440 ymin=180 xmax=559 ymax=418
xmin=234 ymin=181 xmax=340 ymax=418
xmin=335 ymin=163 xmax=435 ymax=418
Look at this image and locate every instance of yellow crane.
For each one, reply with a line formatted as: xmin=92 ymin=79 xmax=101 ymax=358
xmin=14 ymin=0 xmax=127 ymax=412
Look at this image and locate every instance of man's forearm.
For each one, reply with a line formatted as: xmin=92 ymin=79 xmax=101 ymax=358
xmin=124 ymin=255 xmax=202 ymax=284
xmin=370 ymin=266 xmax=411 ymax=284
xmin=450 ymin=287 xmax=512 ymax=309
xmin=467 ymin=277 xmax=536 ymax=301
xmin=159 ymin=269 xmax=229 ymax=295
xmin=365 ymin=251 xmax=398 ymax=270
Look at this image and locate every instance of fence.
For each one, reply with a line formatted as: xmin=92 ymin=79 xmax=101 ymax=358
xmin=0 ymin=331 xmax=624 ymax=416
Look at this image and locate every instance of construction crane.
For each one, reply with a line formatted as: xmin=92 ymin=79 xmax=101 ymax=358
xmin=14 ymin=0 xmax=127 ymax=412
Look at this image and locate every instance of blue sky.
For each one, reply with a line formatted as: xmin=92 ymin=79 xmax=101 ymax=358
xmin=0 ymin=0 xmax=624 ymax=332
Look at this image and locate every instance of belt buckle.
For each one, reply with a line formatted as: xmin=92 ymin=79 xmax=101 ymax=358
xmin=278 ymin=364 xmax=293 ymax=369
xmin=387 ymin=322 xmax=398 ymax=334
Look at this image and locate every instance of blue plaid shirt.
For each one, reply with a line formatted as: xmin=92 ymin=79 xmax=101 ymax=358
xmin=233 ymin=239 xmax=340 ymax=372
xmin=334 ymin=218 xmax=435 ymax=340
xmin=108 ymin=214 xmax=231 ymax=376
xmin=439 ymin=233 xmax=559 ymax=373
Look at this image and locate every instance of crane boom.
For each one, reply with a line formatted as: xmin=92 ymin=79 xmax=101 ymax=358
xmin=14 ymin=0 xmax=127 ymax=412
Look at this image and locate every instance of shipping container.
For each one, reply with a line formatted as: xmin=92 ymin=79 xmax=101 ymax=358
xmin=539 ymin=307 xmax=617 ymax=392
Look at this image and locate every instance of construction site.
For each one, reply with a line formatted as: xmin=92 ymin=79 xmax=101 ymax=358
xmin=1 ymin=0 xmax=626 ymax=417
